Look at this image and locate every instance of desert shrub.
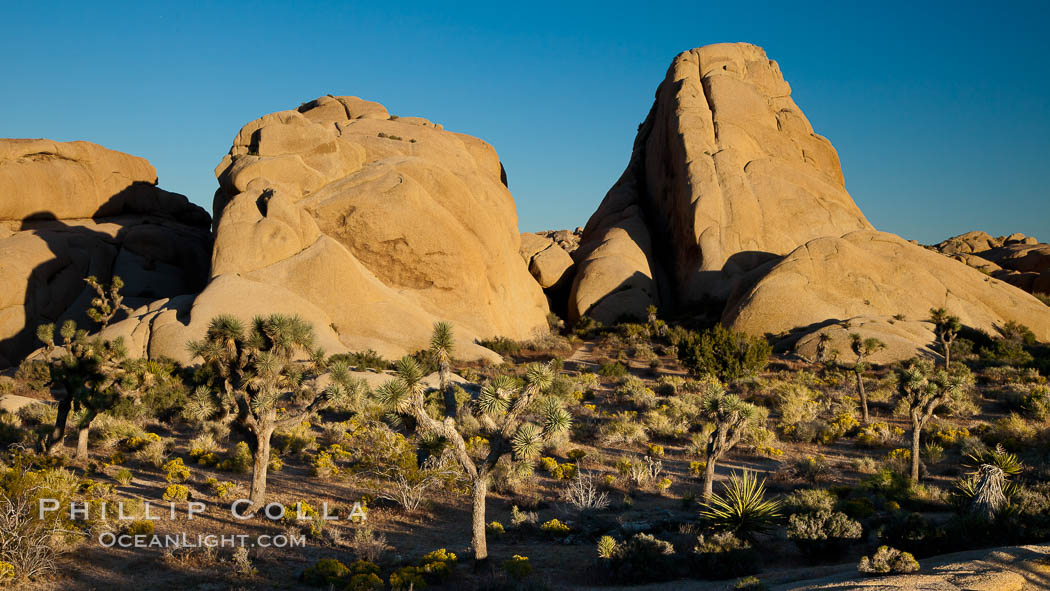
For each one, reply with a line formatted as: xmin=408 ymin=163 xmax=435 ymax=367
xmin=606 ymin=533 xmax=678 ymax=584
xmin=501 ymin=555 xmax=532 ymax=580
xmin=486 ymin=521 xmax=505 ymax=536
xmin=782 ymin=488 xmax=837 ymax=514
xmin=510 ymin=505 xmax=538 ymax=528
xmin=562 ymin=470 xmax=610 ymax=511
xmin=598 ymin=360 xmax=628 ymax=378
xmin=14 ymin=359 xmax=50 ymax=392
xmin=861 ymin=467 xmax=917 ymax=504
xmin=985 ymin=413 xmax=1038 ymax=451
xmin=163 ymin=457 xmax=190 ymax=483
xmin=599 ymin=411 xmax=648 ymax=445
xmin=0 ymin=465 xmax=72 ymax=581
xmin=677 ymin=325 xmax=770 ymax=382
xmin=478 ymin=337 xmax=521 ymax=357
xmin=114 ymin=468 xmax=133 ymax=486
xmin=856 ymin=422 xmax=904 ymax=448
xmin=1016 ymin=385 xmax=1050 ymax=421
xmin=882 ymin=448 xmax=913 ymax=475
xmin=349 ymin=527 xmax=389 ymax=563
xmin=734 ymin=575 xmax=768 ymax=590
xmin=691 ymin=531 xmax=762 ymax=579
xmin=539 ymin=518 xmax=571 ymax=537
xmin=858 ymin=545 xmax=919 ymax=575
xmin=162 ymin=484 xmax=189 ymax=502
xmin=700 ymin=471 xmax=782 ymax=538
xmin=774 ymin=383 xmax=822 ymax=442
xmin=787 ymin=510 xmax=863 ymax=560
xmin=418 ymin=548 xmax=457 ymax=584
xmin=389 ymin=566 xmax=425 ymax=590
xmin=303 ymin=557 xmax=349 ymax=586
xmin=851 ymin=456 xmax=879 ymax=474
xmin=125 ymin=520 xmax=155 ymax=536
xmin=980 ymin=338 xmax=1035 ymax=367
xmin=597 ymin=535 xmax=617 ymax=558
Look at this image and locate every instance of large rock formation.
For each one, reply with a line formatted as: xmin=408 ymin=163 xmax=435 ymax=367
xmin=570 ymin=43 xmax=1048 ymax=361
xmin=570 ymin=42 xmax=871 ymax=322
xmin=126 ymin=96 xmax=548 ymax=363
xmin=724 ymin=230 xmax=1050 ymax=347
xmin=931 ymin=231 xmax=1050 ymax=296
xmin=0 ymin=139 xmax=211 ymax=367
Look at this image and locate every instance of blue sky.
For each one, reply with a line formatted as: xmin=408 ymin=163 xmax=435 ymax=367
xmin=3 ymin=1 xmax=1048 ymax=243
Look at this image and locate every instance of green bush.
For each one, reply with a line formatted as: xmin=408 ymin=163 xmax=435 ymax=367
xmin=598 ymin=360 xmax=628 ymax=378
xmin=606 ymin=533 xmax=678 ymax=584
xmin=677 ymin=325 xmax=770 ymax=382
xmin=501 ymin=555 xmax=531 ymax=580
xmin=478 ymin=336 xmax=521 ymax=357
xmin=691 ymin=531 xmax=762 ymax=580
xmin=782 ymin=488 xmax=837 ymax=514
xmin=787 ymin=510 xmax=863 ymax=560
xmin=303 ymin=557 xmax=349 ymax=586
xmin=858 ymin=545 xmax=919 ymax=575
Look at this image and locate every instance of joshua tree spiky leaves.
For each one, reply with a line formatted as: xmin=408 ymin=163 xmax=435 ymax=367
xmin=429 ymin=321 xmax=456 ymax=416
xmin=895 ymin=358 xmax=968 ymax=482
xmin=929 ymin=308 xmax=961 ymax=368
xmin=849 ymin=333 xmax=886 ymax=424
xmin=187 ymin=314 xmax=352 ymax=509
xmin=699 ymin=387 xmax=759 ymax=500
xmin=84 ymin=275 xmax=132 ymax=330
xmin=377 ymin=350 xmax=570 ymax=563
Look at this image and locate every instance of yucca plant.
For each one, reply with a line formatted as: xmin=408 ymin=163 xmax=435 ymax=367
xmin=378 ymin=327 xmax=572 ymax=563
xmin=954 ymin=444 xmax=1023 ymax=518
xmin=964 ymin=443 xmax=1023 ymax=476
xmin=699 ymin=470 xmax=782 ymax=539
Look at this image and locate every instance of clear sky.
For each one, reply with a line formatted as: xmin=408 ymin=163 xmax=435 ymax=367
xmin=3 ymin=1 xmax=1048 ymax=244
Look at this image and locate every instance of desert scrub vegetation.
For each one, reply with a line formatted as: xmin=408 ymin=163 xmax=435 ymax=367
xmin=676 ymin=324 xmax=771 ymax=382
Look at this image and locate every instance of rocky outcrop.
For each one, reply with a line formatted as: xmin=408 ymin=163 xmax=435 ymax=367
xmin=126 ymin=96 xmax=548 ymax=363
xmin=519 ymin=232 xmax=574 ymax=289
xmin=932 ymin=231 xmax=1050 ymax=296
xmin=724 ymin=231 xmax=1050 ymax=359
xmin=570 ymin=42 xmax=871 ymax=322
xmin=0 ymin=139 xmax=211 ymax=367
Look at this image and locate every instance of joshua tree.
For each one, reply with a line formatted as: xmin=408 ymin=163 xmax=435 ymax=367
xmin=84 ymin=275 xmax=132 ymax=330
xmin=187 ymin=314 xmax=352 ymax=509
xmin=38 ymin=321 xmax=131 ymax=458
xmin=430 ymin=321 xmax=456 ymax=416
xmin=378 ymin=353 xmax=571 ymax=563
xmin=849 ymin=334 xmax=886 ymax=424
xmin=929 ymin=308 xmax=961 ymax=367
xmin=895 ymin=359 xmax=968 ymax=482
xmin=699 ymin=388 xmax=760 ymax=500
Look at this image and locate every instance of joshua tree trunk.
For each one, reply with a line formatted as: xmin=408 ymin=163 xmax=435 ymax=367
xmin=910 ymin=415 xmax=922 ymax=482
xmin=249 ymin=425 xmax=274 ymax=509
xmin=76 ymin=424 xmax=90 ymax=459
xmin=703 ymin=455 xmax=719 ymax=500
xmin=440 ymin=360 xmax=456 ymax=417
xmin=471 ymin=473 xmax=489 ymax=563
xmin=856 ymin=369 xmax=869 ymax=424
xmin=46 ymin=392 xmax=73 ymax=454
xmin=942 ymin=339 xmax=951 ymax=368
